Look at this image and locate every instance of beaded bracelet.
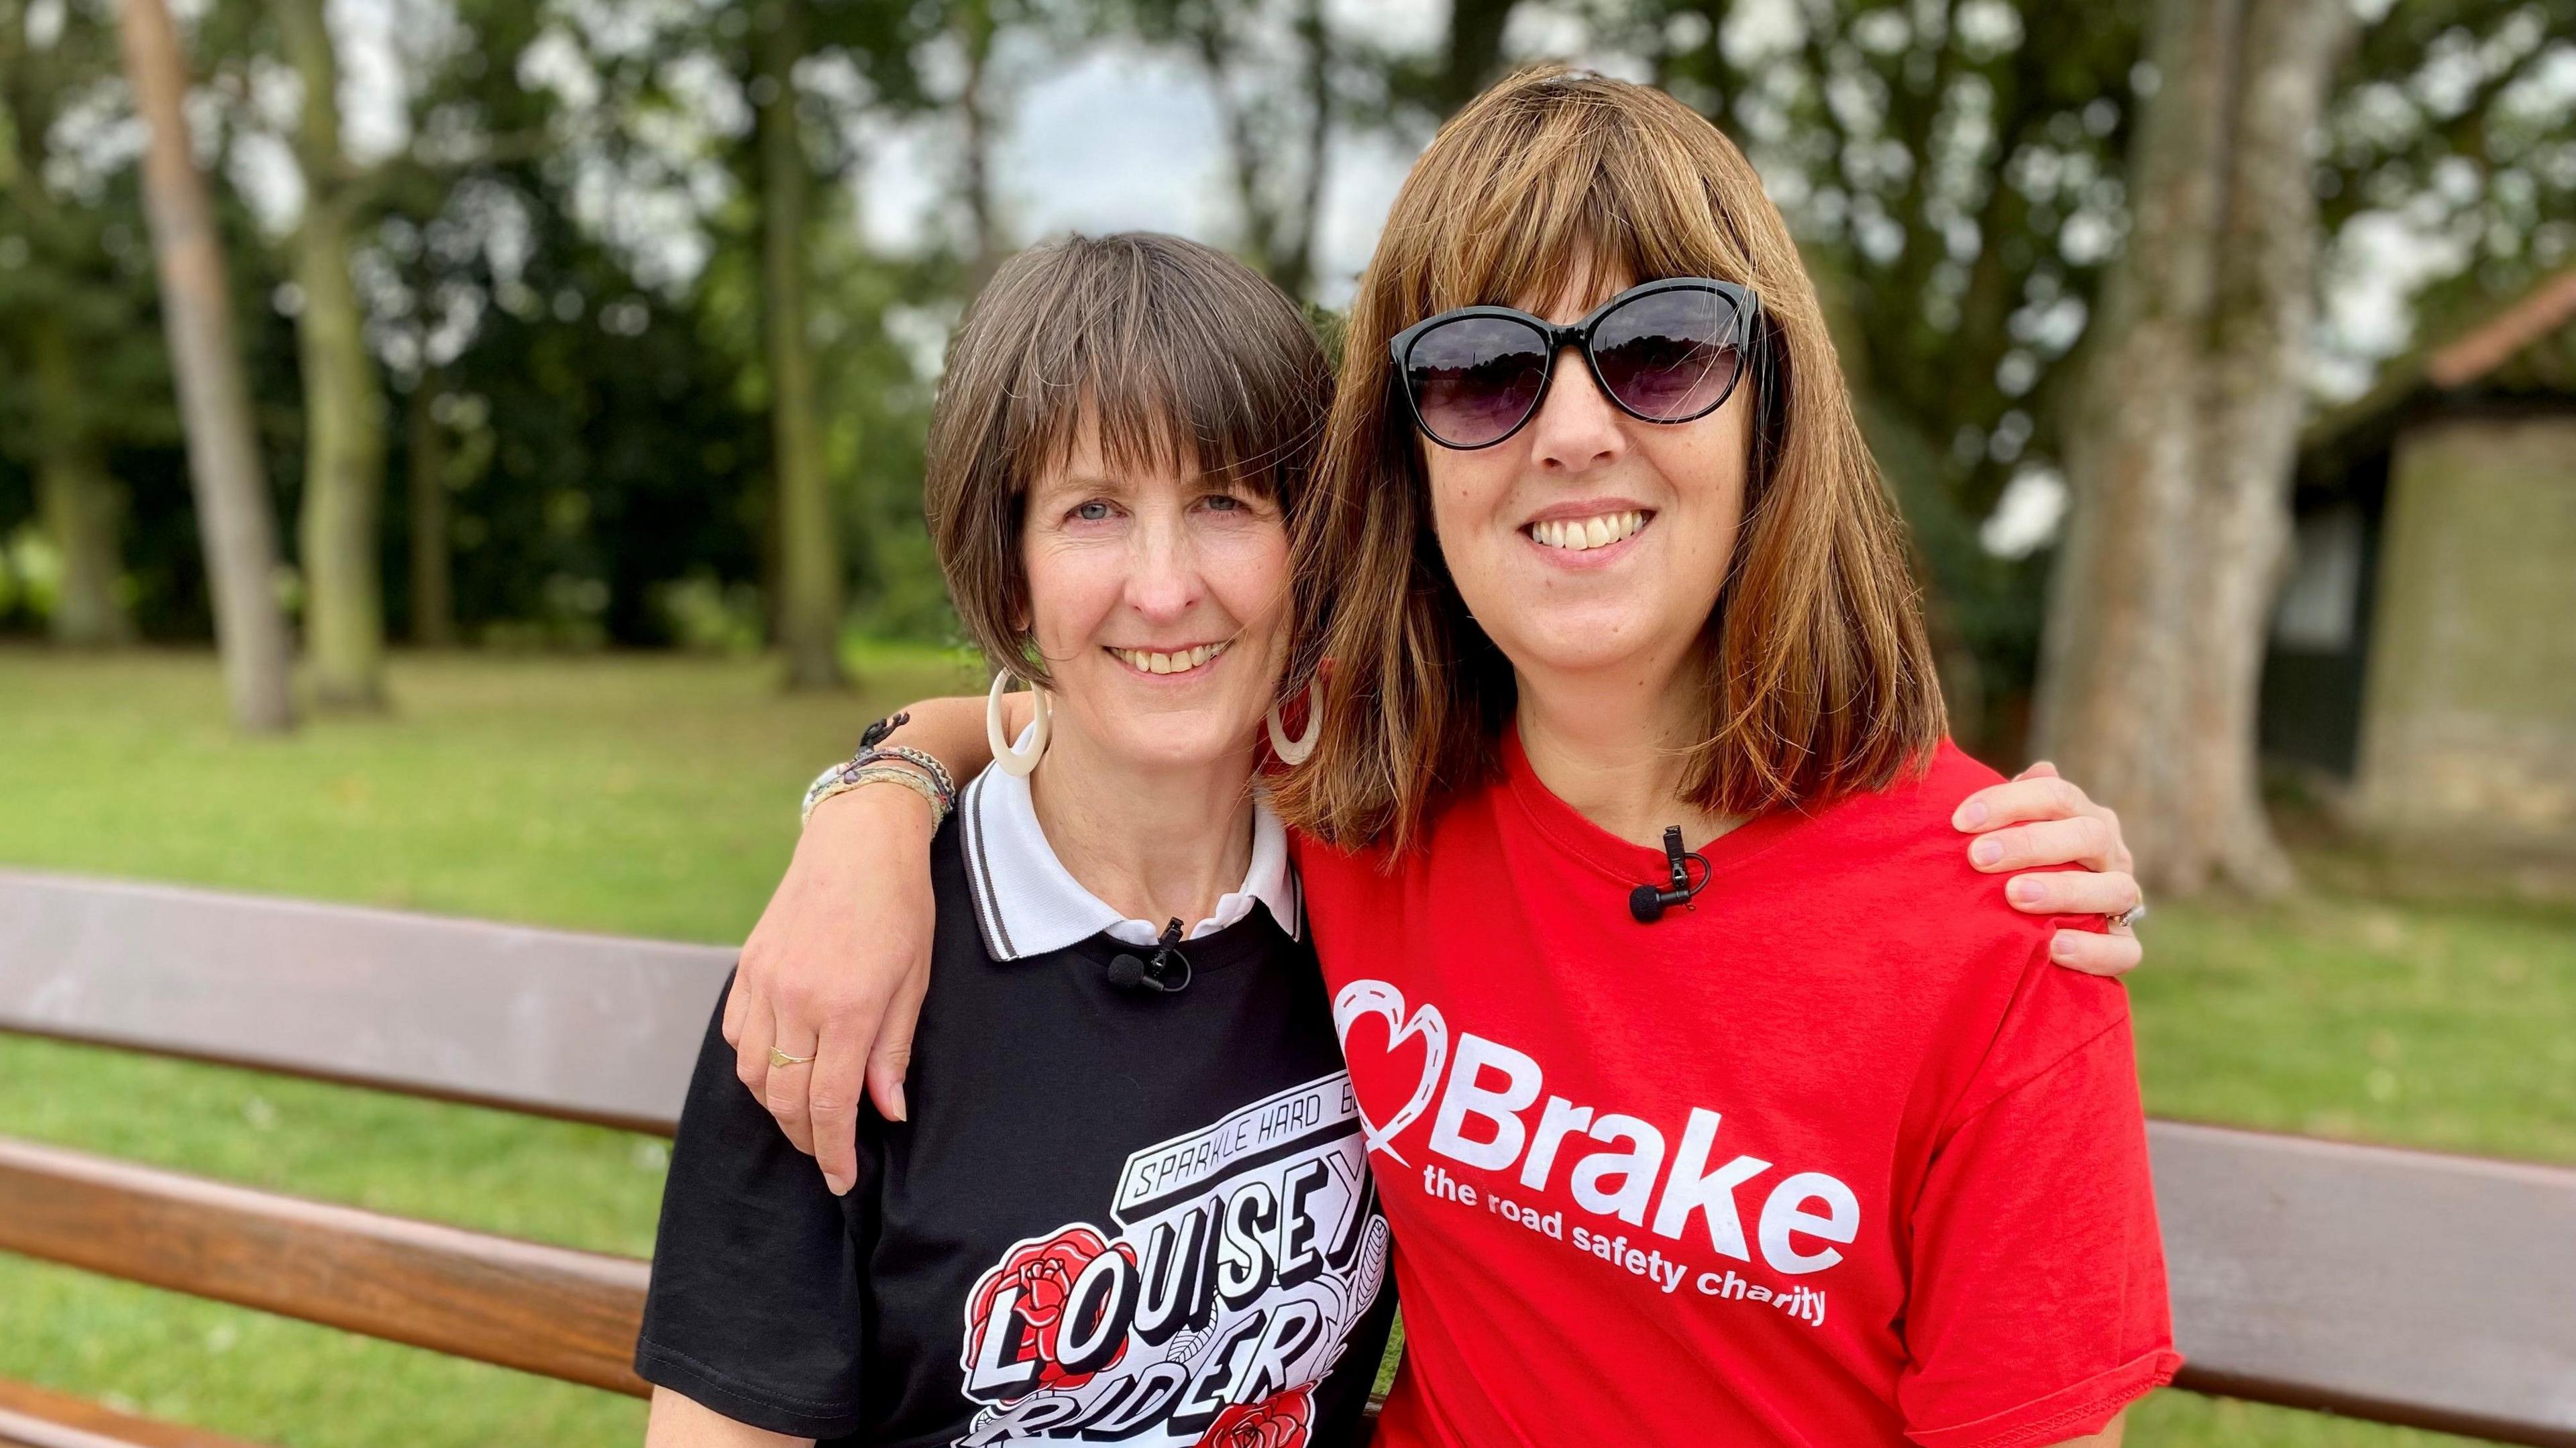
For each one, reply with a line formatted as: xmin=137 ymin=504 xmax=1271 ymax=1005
xmin=801 ymin=757 xmax=955 ymax=828
xmin=844 ymin=714 xmax=959 ymax=805
xmin=853 ymin=743 xmax=957 ymax=805
xmin=803 ymin=764 xmax=949 ymax=828
xmin=798 ymin=714 xmax=964 ymax=829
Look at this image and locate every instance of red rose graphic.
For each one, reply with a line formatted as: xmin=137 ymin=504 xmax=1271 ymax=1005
xmin=1195 ymin=1386 xmax=1313 ymax=1448
xmin=965 ymin=1227 xmax=1136 ymax=1393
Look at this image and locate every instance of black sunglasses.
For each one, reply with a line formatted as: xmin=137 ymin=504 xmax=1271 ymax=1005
xmin=1388 ymin=277 xmax=1760 ymax=451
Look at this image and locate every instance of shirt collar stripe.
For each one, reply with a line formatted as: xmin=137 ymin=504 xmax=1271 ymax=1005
xmin=962 ymin=771 xmax=1017 ymax=960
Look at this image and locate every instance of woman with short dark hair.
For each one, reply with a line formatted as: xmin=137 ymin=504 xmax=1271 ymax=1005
xmin=637 ymin=233 xmax=1393 ymax=1448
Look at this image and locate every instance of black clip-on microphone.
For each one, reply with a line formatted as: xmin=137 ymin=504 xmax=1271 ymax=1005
xmin=1108 ymin=917 xmax=1193 ymax=994
xmin=1629 ymin=826 xmax=1711 ymax=924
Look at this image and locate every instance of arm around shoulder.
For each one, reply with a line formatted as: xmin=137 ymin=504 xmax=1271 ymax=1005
xmin=726 ymin=691 xmax=996 ymax=1190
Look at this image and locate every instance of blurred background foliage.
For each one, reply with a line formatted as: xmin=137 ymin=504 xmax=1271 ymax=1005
xmin=0 ymin=0 xmax=2565 ymax=751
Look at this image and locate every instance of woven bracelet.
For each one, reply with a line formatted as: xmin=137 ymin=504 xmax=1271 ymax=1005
xmin=801 ymin=760 xmax=953 ymax=828
xmin=851 ymin=744 xmax=957 ymax=803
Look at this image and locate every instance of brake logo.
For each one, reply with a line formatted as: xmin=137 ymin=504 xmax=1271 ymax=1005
xmin=1335 ymin=979 xmax=1860 ymax=1280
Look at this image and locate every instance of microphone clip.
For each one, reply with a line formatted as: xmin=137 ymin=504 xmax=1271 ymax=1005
xmin=1629 ymin=826 xmax=1711 ymax=924
xmin=1108 ymin=917 xmax=1194 ymax=994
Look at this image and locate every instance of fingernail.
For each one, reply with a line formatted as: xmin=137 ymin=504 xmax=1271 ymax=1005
xmin=889 ymin=1084 xmax=908 ymax=1123
xmin=1955 ymin=801 xmax=1987 ymax=829
xmin=825 ymin=1172 xmax=851 ymax=1196
xmin=1972 ymin=837 xmax=2002 ymax=866
xmin=2049 ymin=932 xmax=2076 ymax=960
xmin=2008 ymin=877 xmax=2040 ymax=905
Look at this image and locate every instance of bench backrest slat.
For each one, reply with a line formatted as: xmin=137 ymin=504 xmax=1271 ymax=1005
xmin=0 ymin=870 xmax=729 ymax=1133
xmin=6 ymin=869 xmax=2576 ymax=1443
xmin=0 ymin=1135 xmax=649 ymax=1396
xmin=2153 ymin=1121 xmax=2576 ymax=1445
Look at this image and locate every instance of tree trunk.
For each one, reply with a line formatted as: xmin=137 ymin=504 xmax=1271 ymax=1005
xmin=280 ymin=0 xmax=388 ymax=708
xmin=957 ymin=0 xmax=1003 ymax=298
xmin=291 ymin=195 xmax=388 ymax=705
xmin=116 ymin=0 xmax=294 ymax=733
xmin=407 ymin=374 xmax=454 ymax=647
xmin=1283 ymin=0 xmax=1330 ymax=297
xmin=2033 ymin=0 xmax=2237 ymax=878
xmin=30 ymin=311 xmax=133 ymax=647
xmin=2175 ymin=0 xmax=2351 ymax=895
xmin=1196 ymin=0 xmax=1331 ymax=300
xmin=1433 ymin=0 xmax=1517 ymax=114
xmin=2034 ymin=0 xmax=2350 ymax=897
xmin=755 ymin=0 xmax=844 ymax=690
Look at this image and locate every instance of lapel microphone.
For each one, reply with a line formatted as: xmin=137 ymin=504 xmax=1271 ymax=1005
xmin=1108 ymin=917 xmax=1194 ymax=993
xmin=1629 ymin=825 xmax=1712 ymax=923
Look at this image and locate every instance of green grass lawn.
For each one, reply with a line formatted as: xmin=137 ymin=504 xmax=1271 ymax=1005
xmin=2 ymin=647 xmax=2567 ymax=1447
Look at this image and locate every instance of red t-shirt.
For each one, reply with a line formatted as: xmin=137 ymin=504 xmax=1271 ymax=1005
xmin=1296 ymin=734 xmax=2178 ymax=1447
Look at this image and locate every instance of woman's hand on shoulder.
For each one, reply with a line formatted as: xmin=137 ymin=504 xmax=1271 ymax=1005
xmin=724 ymin=782 xmax=939 ymax=1195
xmin=1951 ymin=761 xmax=2144 ymax=979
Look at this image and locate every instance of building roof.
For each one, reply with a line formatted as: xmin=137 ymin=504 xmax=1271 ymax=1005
xmin=2304 ymin=266 xmax=2576 ymax=478
xmin=2425 ymin=268 xmax=2576 ymax=388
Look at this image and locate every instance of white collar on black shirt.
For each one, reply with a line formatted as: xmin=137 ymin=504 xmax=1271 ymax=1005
xmin=957 ymin=727 xmax=1301 ymax=962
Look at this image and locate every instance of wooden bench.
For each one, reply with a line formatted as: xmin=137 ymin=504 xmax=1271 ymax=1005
xmin=2 ymin=867 xmax=2573 ymax=1447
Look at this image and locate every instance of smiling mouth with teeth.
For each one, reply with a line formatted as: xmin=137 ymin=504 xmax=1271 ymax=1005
xmin=1527 ymin=510 xmax=1650 ymax=553
xmin=1108 ymin=639 xmax=1232 ymax=676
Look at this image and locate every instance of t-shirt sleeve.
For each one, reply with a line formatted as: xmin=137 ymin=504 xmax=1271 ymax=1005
xmin=1898 ymin=942 xmax=2181 ymax=1448
xmin=634 ymin=971 xmax=871 ymax=1439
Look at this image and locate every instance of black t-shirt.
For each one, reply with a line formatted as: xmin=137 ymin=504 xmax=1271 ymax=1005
xmin=637 ymin=816 xmax=1395 ymax=1447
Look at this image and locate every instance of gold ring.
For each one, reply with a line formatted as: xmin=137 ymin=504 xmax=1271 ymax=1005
xmin=768 ymin=1046 xmax=816 ymax=1068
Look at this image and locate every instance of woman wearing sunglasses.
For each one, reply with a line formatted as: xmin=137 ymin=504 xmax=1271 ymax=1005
xmin=1386 ymin=277 xmax=1762 ymax=453
xmin=726 ymin=68 xmax=2167 ymax=1446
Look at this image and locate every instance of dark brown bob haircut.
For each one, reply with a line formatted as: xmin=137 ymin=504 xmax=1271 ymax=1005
xmin=923 ymin=231 xmax=1332 ymax=682
xmin=1272 ymin=67 xmax=1945 ymax=852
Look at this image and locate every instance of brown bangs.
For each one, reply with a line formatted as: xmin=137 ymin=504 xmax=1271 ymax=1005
xmin=924 ymin=233 xmax=1332 ymax=680
xmin=1396 ymin=89 xmax=1765 ymax=326
xmin=1272 ymin=67 xmax=1944 ymax=853
xmin=990 ymin=243 xmax=1313 ymax=501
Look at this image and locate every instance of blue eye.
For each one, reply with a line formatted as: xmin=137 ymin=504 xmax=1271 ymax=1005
xmin=1073 ymin=500 xmax=1112 ymax=522
xmin=1204 ymin=494 xmax=1242 ymax=512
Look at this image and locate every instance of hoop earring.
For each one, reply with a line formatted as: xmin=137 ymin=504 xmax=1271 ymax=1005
xmin=1266 ymin=693 xmax=1320 ymax=766
xmin=988 ymin=671 xmax=1051 ymax=777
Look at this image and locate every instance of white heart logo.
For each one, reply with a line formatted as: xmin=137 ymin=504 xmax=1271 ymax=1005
xmin=1332 ymin=979 xmax=1448 ymax=1166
